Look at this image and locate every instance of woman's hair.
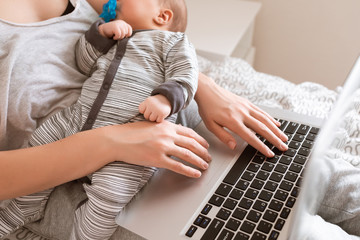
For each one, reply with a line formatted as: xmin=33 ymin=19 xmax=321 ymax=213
xmin=161 ymin=0 xmax=187 ymax=32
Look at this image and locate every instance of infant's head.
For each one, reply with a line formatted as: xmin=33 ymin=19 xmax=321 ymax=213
xmin=115 ymin=0 xmax=187 ymax=32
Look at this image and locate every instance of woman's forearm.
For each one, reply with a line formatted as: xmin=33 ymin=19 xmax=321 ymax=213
xmin=0 ymin=127 xmax=113 ymax=200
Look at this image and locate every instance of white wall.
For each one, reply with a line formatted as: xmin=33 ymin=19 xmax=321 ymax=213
xmin=247 ymin=0 xmax=360 ymax=89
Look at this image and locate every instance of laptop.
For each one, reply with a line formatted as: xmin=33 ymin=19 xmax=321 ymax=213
xmin=116 ymin=55 xmax=360 ymax=240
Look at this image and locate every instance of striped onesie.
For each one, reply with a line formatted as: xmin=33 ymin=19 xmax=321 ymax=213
xmin=0 ymin=19 xmax=198 ymax=240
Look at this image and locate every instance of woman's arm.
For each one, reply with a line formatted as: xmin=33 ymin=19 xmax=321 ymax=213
xmin=195 ymin=73 xmax=288 ymax=157
xmin=0 ymin=121 xmax=210 ymax=200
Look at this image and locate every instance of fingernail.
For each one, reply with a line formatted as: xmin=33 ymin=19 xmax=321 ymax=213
xmin=282 ymin=134 xmax=288 ymax=141
xmin=228 ymin=141 xmax=236 ymax=150
xmin=202 ymin=162 xmax=209 ymax=170
xmin=280 ymin=142 xmax=288 ymax=151
xmin=193 ymin=170 xmax=201 ymax=178
xmin=268 ymin=149 xmax=275 ymax=157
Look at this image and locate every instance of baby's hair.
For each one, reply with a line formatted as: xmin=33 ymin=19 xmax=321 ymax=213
xmin=161 ymin=0 xmax=187 ymax=32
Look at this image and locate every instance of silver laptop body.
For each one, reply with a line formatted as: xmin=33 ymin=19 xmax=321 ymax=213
xmin=116 ymin=56 xmax=360 ymax=240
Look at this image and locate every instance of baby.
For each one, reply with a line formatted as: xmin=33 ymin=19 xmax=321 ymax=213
xmin=0 ymin=0 xmax=198 ymax=239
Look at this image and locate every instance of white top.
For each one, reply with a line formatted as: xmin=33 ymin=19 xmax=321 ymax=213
xmin=0 ymin=0 xmax=98 ymax=150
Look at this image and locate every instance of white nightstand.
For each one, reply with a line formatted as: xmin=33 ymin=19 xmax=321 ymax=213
xmin=185 ymin=0 xmax=261 ymax=65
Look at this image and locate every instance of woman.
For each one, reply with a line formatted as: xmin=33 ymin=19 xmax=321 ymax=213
xmin=0 ymin=0 xmax=288 ymax=238
xmin=0 ymin=0 xmax=287 ymax=200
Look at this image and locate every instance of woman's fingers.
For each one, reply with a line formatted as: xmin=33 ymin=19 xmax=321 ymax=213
xmin=247 ymin=108 xmax=288 ymax=146
xmin=161 ymin=156 xmax=202 ymax=178
xmin=204 ymin=120 xmax=237 ymax=149
xmin=220 ymin=117 xmax=276 ymax=157
xmin=175 ymin=124 xmax=210 ymax=149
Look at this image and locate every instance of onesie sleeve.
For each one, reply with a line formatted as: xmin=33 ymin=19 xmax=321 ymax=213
xmin=153 ymin=33 xmax=198 ymax=115
xmin=75 ymin=19 xmax=117 ymax=76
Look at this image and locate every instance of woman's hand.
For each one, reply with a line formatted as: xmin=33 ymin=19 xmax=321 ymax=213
xmin=0 ymin=121 xmax=210 ymax=199
xmin=104 ymin=121 xmax=211 ymax=178
xmin=195 ymin=73 xmax=288 ymax=157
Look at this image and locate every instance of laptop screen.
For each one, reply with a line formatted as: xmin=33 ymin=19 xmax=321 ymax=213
xmin=289 ymin=56 xmax=360 ymax=239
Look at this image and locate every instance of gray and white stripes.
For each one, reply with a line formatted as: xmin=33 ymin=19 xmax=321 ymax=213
xmin=0 ymin=26 xmax=198 ymax=239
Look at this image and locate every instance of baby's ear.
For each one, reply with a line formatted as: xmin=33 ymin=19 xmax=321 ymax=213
xmin=154 ymin=9 xmax=173 ymax=26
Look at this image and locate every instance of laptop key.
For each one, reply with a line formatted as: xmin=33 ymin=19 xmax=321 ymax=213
xmin=302 ymin=140 xmax=314 ymax=149
xmin=274 ymin=219 xmax=285 ymax=231
xmin=201 ymin=204 xmax=212 ymax=215
xmin=274 ymin=190 xmax=289 ymax=201
xmin=194 ymin=215 xmax=205 ymax=226
xmin=280 ymin=208 xmax=291 ymax=219
xmin=269 ymin=230 xmax=280 ymax=240
xmin=284 ymin=148 xmax=296 ymax=157
xmin=242 ymin=171 xmax=256 ymax=181
xmin=255 ymin=171 xmax=270 ymax=181
xmin=247 ymin=210 xmax=262 ymax=223
xmin=291 ymin=187 xmax=300 ymax=197
xmin=223 ymin=146 xmax=257 ymax=185
xmin=261 ymin=162 xmax=275 ymax=172
xmin=209 ymin=194 xmax=225 ymax=207
xmin=225 ymin=218 xmax=241 ymax=231
xmin=284 ymin=122 xmax=299 ymax=134
xmin=250 ymin=231 xmax=266 ymax=240
xmin=274 ymin=164 xmax=288 ymax=174
xmin=215 ymin=183 xmax=232 ymax=197
xmin=288 ymin=141 xmax=301 ymax=149
xmin=230 ymin=189 xmax=244 ymax=200
xmin=185 ymin=225 xmax=197 ymax=237
xmin=236 ymin=179 xmax=250 ymax=190
xmin=257 ymin=220 xmax=273 ymax=234
xmin=306 ymin=133 xmax=316 ymax=141
xmin=247 ymin=163 xmax=261 ymax=173
xmin=297 ymin=124 xmax=310 ymax=135
xmin=253 ymin=155 xmax=266 ymax=164
xmin=250 ymin=179 xmax=265 ymax=190
xmin=269 ymin=172 xmax=283 ymax=183
xmin=240 ymin=220 xmax=256 ymax=234
xmin=310 ymin=127 xmax=320 ymax=135
xmin=234 ymin=232 xmax=250 ymax=240
xmin=245 ymin=188 xmax=259 ymax=200
xmin=263 ymin=210 xmax=278 ymax=222
xmin=223 ymin=198 xmax=238 ymax=210
xmin=200 ymin=217 xmax=211 ymax=228
xmin=269 ymin=200 xmax=284 ymax=212
xmin=286 ymin=197 xmax=296 ymax=208
xmin=279 ymin=120 xmax=288 ymax=131
xmin=233 ymin=208 xmax=247 ymax=220
xmin=259 ymin=190 xmax=273 ymax=201
xmin=289 ymin=163 xmax=302 ymax=173
xmin=292 ymin=133 xmax=305 ymax=142
xmin=264 ymin=181 xmax=278 ymax=192
xmin=217 ymin=229 xmax=234 ymax=240
xmin=239 ymin=198 xmax=253 ymax=210
xmin=217 ymin=208 xmax=231 ymax=221
xmin=280 ymin=181 xmax=293 ymax=191
xmin=279 ymin=156 xmax=292 ymax=165
xmin=284 ymin=171 xmax=298 ymax=182
xmin=298 ymin=147 xmax=310 ymax=157
xmin=253 ymin=200 xmax=267 ymax=212
xmin=294 ymin=155 xmax=306 ymax=165
xmin=200 ymin=218 xmax=224 ymax=240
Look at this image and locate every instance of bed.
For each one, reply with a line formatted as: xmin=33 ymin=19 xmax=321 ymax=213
xmin=4 ymin=56 xmax=360 ymax=240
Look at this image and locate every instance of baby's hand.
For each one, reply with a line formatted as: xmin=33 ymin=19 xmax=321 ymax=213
xmin=139 ymin=95 xmax=172 ymax=123
xmin=99 ymin=20 xmax=133 ymax=40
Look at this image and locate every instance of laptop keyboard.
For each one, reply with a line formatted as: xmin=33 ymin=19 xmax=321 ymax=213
xmin=185 ymin=119 xmax=319 ymax=240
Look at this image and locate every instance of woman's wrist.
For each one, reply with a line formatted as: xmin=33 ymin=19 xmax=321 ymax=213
xmin=195 ymin=73 xmax=214 ymax=101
